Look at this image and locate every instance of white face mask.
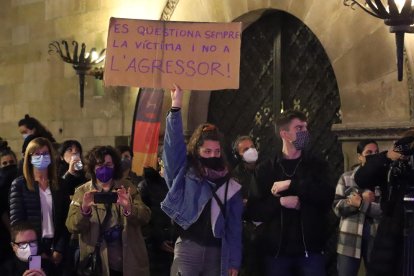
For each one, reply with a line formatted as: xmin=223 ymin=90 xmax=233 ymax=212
xmin=22 ymin=134 xmax=29 ymax=140
xmin=242 ymin=148 xmax=258 ymax=163
xmin=31 ymin=154 xmax=51 ymax=170
xmin=16 ymin=243 xmax=38 ymax=262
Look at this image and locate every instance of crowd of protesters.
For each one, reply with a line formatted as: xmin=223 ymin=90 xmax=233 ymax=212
xmin=0 ymin=99 xmax=413 ymax=276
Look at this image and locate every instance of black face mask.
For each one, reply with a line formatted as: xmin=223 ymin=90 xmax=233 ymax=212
xmin=121 ymin=158 xmax=132 ymax=172
xmin=1 ymin=164 xmax=17 ymax=173
xmin=0 ymin=164 xmax=18 ymax=182
xmin=199 ymin=157 xmax=224 ymax=171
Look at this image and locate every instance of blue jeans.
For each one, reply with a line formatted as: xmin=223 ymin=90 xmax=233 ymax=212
xmin=337 ymin=219 xmax=372 ymax=276
xmin=337 ymin=255 xmax=362 ymax=276
xmin=265 ymin=253 xmax=326 ymax=276
xmin=170 ymin=237 xmax=221 ymax=276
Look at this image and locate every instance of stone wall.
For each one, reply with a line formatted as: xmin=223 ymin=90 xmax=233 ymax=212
xmin=0 ymin=0 xmax=167 ymax=155
xmin=170 ymin=0 xmax=414 ymax=171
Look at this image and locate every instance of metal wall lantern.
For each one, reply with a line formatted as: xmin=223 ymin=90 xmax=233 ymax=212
xmin=48 ymin=40 xmax=106 ymax=107
xmin=344 ymin=0 xmax=414 ymax=81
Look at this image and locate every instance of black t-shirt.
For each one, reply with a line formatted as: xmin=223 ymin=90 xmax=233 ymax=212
xmin=178 ymin=200 xmax=221 ymax=247
xmin=177 ymin=176 xmax=228 ymax=247
xmin=274 ymin=158 xmax=305 ymax=256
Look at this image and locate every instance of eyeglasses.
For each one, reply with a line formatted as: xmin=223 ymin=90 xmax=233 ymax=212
xmin=1 ymin=160 xmax=15 ymax=166
xmin=12 ymin=240 xmax=37 ymax=249
xmin=32 ymin=151 xmax=49 ymax=156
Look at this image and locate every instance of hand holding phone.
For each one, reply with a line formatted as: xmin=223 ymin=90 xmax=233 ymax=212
xmin=93 ymin=192 xmax=118 ymax=204
xmin=29 ymin=255 xmax=41 ymax=270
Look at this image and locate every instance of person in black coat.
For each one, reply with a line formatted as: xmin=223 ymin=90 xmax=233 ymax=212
xmin=245 ymin=110 xmax=335 ymax=276
xmin=231 ymin=135 xmax=263 ymax=276
xmin=139 ymin=164 xmax=176 ymax=276
xmin=57 ymin=140 xmax=88 ymax=197
xmin=9 ymin=137 xmax=70 ymax=274
xmin=56 ymin=140 xmax=88 ymax=276
xmin=0 ymin=147 xmax=18 ymax=269
xmin=354 ymin=132 xmax=414 ymax=276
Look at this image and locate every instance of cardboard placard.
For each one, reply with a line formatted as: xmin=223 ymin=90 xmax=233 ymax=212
xmin=104 ymin=18 xmax=242 ymax=90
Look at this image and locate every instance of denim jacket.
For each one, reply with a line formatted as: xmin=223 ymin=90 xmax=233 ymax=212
xmin=160 ymin=110 xmax=243 ymax=275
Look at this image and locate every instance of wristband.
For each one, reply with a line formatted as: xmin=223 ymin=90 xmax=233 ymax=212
xmin=81 ymin=206 xmax=92 ymax=216
xmin=123 ymin=209 xmax=131 ymax=217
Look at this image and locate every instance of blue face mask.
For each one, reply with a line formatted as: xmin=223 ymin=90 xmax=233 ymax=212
xmin=31 ymin=154 xmax=51 ymax=170
xmin=95 ymin=166 xmax=114 ymax=183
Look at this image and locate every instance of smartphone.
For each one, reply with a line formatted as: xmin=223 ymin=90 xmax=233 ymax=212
xmin=94 ymin=192 xmax=118 ymax=204
xmin=29 ymin=255 xmax=41 ymax=270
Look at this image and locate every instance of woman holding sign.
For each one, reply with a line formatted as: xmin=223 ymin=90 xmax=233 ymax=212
xmin=160 ymin=84 xmax=243 ymax=276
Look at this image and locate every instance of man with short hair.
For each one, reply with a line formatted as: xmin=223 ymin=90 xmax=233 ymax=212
xmin=231 ymin=135 xmax=263 ymax=276
xmin=232 ymin=135 xmax=260 ymax=204
xmin=4 ymin=221 xmax=49 ymax=276
xmin=245 ymin=109 xmax=335 ymax=276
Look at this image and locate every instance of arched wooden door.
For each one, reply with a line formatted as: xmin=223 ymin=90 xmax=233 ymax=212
xmin=209 ymin=10 xmax=342 ymax=179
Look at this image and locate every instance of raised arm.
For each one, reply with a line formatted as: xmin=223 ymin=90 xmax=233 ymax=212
xmin=162 ymin=84 xmax=188 ymax=188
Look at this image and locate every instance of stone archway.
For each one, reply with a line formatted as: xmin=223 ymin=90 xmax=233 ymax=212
xmin=176 ymin=0 xmax=413 ymax=169
xmin=174 ymin=0 xmax=411 ymax=127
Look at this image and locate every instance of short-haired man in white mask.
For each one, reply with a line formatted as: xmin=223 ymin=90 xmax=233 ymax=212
xmin=232 ymin=136 xmax=260 ymax=204
xmin=231 ymin=135 xmax=263 ymax=276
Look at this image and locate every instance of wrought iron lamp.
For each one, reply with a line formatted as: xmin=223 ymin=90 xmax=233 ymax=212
xmin=48 ymin=40 xmax=106 ymax=107
xmin=344 ymin=0 xmax=414 ymax=81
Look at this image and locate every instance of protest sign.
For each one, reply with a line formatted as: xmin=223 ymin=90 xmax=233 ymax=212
xmin=104 ymin=17 xmax=242 ymax=90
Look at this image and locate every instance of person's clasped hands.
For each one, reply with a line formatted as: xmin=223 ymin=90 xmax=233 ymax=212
xmin=271 ymin=180 xmax=300 ymax=210
xmin=271 ymin=180 xmax=291 ymax=196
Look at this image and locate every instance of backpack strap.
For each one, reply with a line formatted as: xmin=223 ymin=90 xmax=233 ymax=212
xmin=208 ymin=180 xmax=229 ymax=219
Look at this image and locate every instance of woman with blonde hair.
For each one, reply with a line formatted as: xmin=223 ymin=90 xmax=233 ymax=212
xmin=9 ymin=137 xmax=70 ymax=273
